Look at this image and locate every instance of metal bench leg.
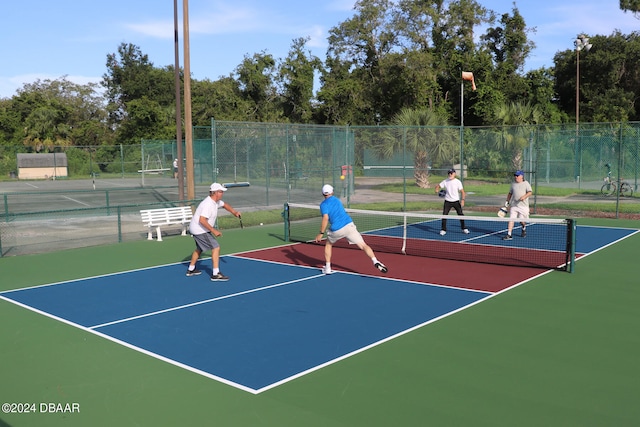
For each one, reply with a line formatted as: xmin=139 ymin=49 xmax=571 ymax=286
xmin=156 ymin=226 xmax=163 ymax=242
xmin=181 ymin=225 xmax=188 ymax=236
xmin=147 ymin=228 xmax=153 ymax=240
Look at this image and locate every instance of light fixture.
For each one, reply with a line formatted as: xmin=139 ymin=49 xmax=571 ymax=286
xmin=575 ymin=35 xmax=592 ymax=52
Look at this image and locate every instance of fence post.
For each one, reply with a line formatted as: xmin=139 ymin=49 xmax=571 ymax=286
xmin=283 ymin=203 xmax=289 ymax=242
xmin=120 ymin=144 xmax=125 ymax=178
xmin=402 ymin=127 xmax=407 ymax=211
xmin=117 ymin=206 xmax=122 ymax=243
xmin=616 ymin=123 xmax=623 ymax=218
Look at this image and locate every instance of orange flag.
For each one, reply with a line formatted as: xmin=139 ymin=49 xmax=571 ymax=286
xmin=462 ymin=71 xmax=476 ymax=91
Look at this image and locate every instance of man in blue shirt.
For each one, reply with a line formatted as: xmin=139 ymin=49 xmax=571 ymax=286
xmin=314 ymin=184 xmax=388 ymax=275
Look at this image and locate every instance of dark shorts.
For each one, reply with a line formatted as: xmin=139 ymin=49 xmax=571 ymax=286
xmin=192 ymin=232 xmax=219 ymax=251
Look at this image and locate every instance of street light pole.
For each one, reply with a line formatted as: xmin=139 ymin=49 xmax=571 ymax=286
xmin=183 ymin=0 xmax=195 ymax=201
xmin=574 ymin=34 xmax=592 ymax=183
xmin=576 ymin=46 xmax=580 ymax=130
xmin=574 ymin=35 xmax=593 ymax=130
xmin=173 ymin=0 xmax=184 ymax=202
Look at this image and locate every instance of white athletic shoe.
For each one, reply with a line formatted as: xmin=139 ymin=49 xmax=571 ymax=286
xmin=440 ymin=230 xmax=446 ymax=236
xmin=375 ymin=262 xmax=388 ymax=273
xmin=322 ymin=267 xmax=334 ymax=274
xmin=463 ymin=229 xmax=470 ymax=234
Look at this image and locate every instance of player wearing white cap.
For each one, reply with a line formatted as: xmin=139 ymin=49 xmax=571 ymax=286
xmin=314 ymin=184 xmax=387 ymax=275
xmin=186 ymin=183 xmax=241 ymax=281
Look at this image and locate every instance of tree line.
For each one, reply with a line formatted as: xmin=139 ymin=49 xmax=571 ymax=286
xmin=1 ymin=0 xmax=640 ymax=174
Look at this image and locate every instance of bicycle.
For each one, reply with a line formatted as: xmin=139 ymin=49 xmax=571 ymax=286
xmin=601 ymin=164 xmax=634 ymax=197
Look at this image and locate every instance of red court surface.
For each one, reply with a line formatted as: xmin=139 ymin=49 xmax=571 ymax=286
xmin=236 ymin=243 xmax=550 ymax=293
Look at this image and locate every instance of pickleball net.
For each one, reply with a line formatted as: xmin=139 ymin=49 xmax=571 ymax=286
xmin=284 ymin=203 xmax=576 ymax=272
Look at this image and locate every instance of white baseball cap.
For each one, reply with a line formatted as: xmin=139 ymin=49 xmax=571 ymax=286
xmin=322 ymin=184 xmax=334 ymax=195
xmin=209 ymin=183 xmax=227 ymax=192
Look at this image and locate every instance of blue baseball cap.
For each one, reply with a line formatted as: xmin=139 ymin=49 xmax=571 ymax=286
xmin=514 ymin=170 xmax=524 ymax=177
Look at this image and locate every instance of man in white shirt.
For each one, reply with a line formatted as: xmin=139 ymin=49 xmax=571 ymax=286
xmin=186 ymin=183 xmax=241 ymax=281
xmin=434 ymin=168 xmax=469 ymax=236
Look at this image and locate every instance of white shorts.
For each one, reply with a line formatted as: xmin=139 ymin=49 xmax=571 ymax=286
xmin=327 ymin=222 xmax=365 ymax=246
xmin=509 ymin=205 xmax=529 ymax=220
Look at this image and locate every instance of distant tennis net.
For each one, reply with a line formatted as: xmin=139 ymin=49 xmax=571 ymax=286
xmin=284 ymin=203 xmax=576 ymax=272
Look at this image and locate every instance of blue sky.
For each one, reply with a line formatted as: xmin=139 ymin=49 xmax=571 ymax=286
xmin=1 ymin=0 xmax=637 ymax=99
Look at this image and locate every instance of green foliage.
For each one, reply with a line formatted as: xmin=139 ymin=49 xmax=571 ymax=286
xmin=0 ymin=145 xmax=19 ymax=178
xmin=192 ymin=77 xmax=251 ymax=123
xmin=620 ymin=0 xmax=640 ymax=14
xmin=278 ymin=37 xmax=322 ymax=123
xmin=371 ymin=108 xmax=458 ymax=188
xmin=554 ymin=31 xmax=640 ymax=122
xmin=64 ymin=147 xmax=91 ymax=177
xmin=236 ymin=52 xmax=280 ymax=122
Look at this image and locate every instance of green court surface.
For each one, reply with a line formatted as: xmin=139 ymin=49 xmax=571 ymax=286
xmin=1 ymin=219 xmax=639 ymax=427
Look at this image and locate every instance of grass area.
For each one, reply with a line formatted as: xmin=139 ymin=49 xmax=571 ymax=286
xmin=531 ymin=201 xmax=640 ymax=214
xmin=217 ymin=208 xmax=286 ymax=229
xmin=371 ymin=180 xmax=640 ymax=214
xmin=374 ymin=180 xmax=602 ymax=197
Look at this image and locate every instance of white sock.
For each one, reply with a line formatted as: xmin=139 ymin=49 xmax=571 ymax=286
xmin=372 ymin=257 xmax=379 ymax=264
xmin=213 ymin=268 xmax=219 ymax=275
xmin=188 ymin=265 xmax=195 ymax=271
xmin=325 ymin=263 xmax=331 ymax=270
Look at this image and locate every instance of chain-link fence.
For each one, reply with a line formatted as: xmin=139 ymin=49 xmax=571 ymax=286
xmin=1 ymin=121 xmax=639 ymax=256
xmin=208 ymin=121 xmax=354 ymax=205
xmin=355 ymin=122 xmax=640 ymax=194
xmin=3 ymin=121 xmax=637 ymax=194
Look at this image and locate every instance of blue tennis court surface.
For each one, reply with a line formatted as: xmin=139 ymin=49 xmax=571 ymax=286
xmin=0 ymin=224 xmax=636 ymax=393
xmin=0 ymin=257 xmax=490 ymax=393
xmin=366 ymin=217 xmax=567 ymax=250
xmin=365 ymin=221 xmax=638 ymax=254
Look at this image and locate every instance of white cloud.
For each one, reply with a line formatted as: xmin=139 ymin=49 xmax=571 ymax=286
xmin=190 ymin=7 xmax=261 ymax=34
xmin=306 ymin=25 xmax=327 ymax=49
xmin=125 ymin=20 xmax=174 ymax=39
xmin=125 ymin=4 xmax=263 ymax=38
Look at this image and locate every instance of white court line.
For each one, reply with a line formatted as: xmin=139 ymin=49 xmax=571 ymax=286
xmin=88 ymin=273 xmax=325 ymax=329
xmin=0 ymin=294 xmax=258 ymax=394
xmin=94 ymin=179 xmax=130 ymax=187
xmin=254 ymin=266 xmax=557 ymax=394
xmin=61 ymin=195 xmax=91 ymax=207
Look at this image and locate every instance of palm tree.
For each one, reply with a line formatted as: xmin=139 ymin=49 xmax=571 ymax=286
xmin=375 ymin=108 xmax=457 ymax=188
xmin=491 ymin=101 xmax=541 ymax=170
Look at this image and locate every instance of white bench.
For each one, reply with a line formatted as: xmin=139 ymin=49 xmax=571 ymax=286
xmin=140 ymin=206 xmax=193 ymax=241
